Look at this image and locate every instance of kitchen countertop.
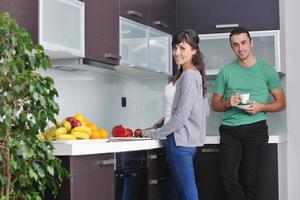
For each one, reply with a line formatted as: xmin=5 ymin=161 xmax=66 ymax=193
xmin=52 ymin=135 xmax=287 ymax=156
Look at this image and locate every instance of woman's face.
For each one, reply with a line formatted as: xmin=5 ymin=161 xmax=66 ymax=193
xmin=172 ymin=41 xmax=196 ymax=69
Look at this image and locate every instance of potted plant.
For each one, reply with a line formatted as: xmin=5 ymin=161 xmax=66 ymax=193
xmin=0 ymin=13 xmax=68 ymax=199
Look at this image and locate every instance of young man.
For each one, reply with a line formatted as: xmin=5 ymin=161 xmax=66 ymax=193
xmin=212 ymin=27 xmax=286 ymax=200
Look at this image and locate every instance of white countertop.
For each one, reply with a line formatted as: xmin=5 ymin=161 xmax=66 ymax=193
xmin=52 ymin=135 xmax=286 ymax=156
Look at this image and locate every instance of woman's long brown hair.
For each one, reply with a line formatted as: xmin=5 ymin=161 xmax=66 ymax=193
xmin=172 ymin=29 xmax=207 ymax=96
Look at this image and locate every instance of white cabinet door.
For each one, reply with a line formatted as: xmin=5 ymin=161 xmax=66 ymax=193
xmin=120 ymin=17 xmax=148 ymax=68
xmin=39 ymin=0 xmax=84 ymax=58
xmin=149 ymin=28 xmax=172 ymax=75
xmin=120 ymin=17 xmax=172 ymax=76
xmin=199 ymin=30 xmax=281 ymax=75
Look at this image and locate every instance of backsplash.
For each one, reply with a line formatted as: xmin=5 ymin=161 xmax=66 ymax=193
xmin=39 ymin=67 xmax=168 ymax=134
xmin=39 ymin=67 xmax=285 ymax=137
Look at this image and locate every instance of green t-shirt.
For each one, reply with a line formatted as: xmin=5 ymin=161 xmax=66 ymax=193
xmin=214 ymin=59 xmax=281 ymax=126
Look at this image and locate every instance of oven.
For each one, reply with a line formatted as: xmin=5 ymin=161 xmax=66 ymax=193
xmin=115 ymin=151 xmax=148 ymax=200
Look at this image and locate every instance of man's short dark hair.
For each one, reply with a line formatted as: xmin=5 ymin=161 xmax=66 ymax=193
xmin=229 ymin=27 xmax=251 ymax=42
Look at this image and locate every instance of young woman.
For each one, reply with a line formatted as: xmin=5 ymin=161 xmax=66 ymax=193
xmin=142 ymin=29 xmax=208 ymax=200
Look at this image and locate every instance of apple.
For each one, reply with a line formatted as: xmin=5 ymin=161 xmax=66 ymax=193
xmin=134 ymin=129 xmax=142 ymax=137
xmin=66 ymin=116 xmax=75 ymax=123
xmin=71 ymin=119 xmax=81 ymax=128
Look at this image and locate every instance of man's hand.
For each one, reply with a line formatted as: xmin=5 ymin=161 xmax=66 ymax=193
xmin=241 ymin=100 xmax=261 ymax=115
xmin=229 ymin=93 xmax=240 ymax=107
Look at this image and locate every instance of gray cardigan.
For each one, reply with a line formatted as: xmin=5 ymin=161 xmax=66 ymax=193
xmin=150 ymin=68 xmax=208 ymax=147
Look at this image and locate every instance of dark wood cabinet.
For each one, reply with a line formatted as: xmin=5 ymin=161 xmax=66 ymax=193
xmin=120 ymin=0 xmax=148 ymax=25
xmin=121 ymin=0 xmax=176 ymax=34
xmin=147 ymin=0 xmax=176 ymax=35
xmin=84 ymin=0 xmax=120 ymax=65
xmin=194 ymin=144 xmax=278 ymax=200
xmin=0 ymin=0 xmax=38 ymax=44
xmin=147 ymin=148 xmax=168 ymax=200
xmin=54 ymin=154 xmax=115 ymax=200
xmin=177 ymin=0 xmax=279 ymax=34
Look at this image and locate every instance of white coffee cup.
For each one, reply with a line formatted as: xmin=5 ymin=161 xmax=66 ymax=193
xmin=240 ymin=93 xmax=250 ymax=104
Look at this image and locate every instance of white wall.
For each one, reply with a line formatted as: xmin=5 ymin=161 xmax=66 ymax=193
xmin=280 ymin=0 xmax=300 ymax=199
xmin=40 ymin=67 xmax=168 ymax=135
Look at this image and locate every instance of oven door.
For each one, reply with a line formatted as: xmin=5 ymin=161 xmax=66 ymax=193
xmin=115 ymin=168 xmax=148 ymax=200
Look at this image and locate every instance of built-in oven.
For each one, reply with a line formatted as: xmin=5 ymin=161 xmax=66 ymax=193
xmin=115 ymin=150 xmax=148 ymax=200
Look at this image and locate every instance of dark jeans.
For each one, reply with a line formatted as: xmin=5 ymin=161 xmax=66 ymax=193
xmin=165 ymin=134 xmax=198 ymax=200
xmin=219 ymin=120 xmax=269 ymax=200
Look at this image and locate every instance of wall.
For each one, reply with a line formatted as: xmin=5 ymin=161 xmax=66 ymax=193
xmin=280 ymin=0 xmax=300 ymax=199
xmin=39 ymin=66 xmax=168 ymax=134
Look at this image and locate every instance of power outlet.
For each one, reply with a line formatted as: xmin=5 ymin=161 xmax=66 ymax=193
xmin=121 ymin=97 xmax=126 ymax=107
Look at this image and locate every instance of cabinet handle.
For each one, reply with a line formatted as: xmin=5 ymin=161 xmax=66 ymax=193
xmin=149 ymin=154 xmax=158 ymax=159
xmin=201 ymin=148 xmax=219 ymax=153
xmin=153 ymin=20 xmax=168 ymax=28
xmin=96 ymin=159 xmax=115 ymax=166
xmin=149 ymin=178 xmax=166 ymax=185
xmin=104 ymin=53 xmax=121 ymax=60
xmin=215 ymin=24 xmax=239 ymax=29
xmin=126 ymin=10 xmax=143 ymax=18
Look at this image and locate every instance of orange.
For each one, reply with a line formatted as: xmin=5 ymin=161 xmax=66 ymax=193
xmin=87 ymin=123 xmax=97 ymax=131
xmin=90 ymin=129 xmax=108 ymax=139
xmin=90 ymin=129 xmax=101 ymax=139
xmin=98 ymin=128 xmax=108 ymax=139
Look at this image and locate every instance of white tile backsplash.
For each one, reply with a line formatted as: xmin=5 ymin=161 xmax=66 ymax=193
xmin=39 ymin=67 xmax=168 ymax=134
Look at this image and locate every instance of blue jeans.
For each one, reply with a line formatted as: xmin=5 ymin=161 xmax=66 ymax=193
xmin=166 ymin=134 xmax=198 ymax=200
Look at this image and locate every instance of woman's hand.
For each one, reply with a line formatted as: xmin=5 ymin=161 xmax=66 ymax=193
xmin=141 ymin=130 xmax=151 ymax=138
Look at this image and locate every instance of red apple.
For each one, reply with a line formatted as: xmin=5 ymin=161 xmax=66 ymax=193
xmin=134 ymin=129 xmax=142 ymax=137
xmin=66 ymin=116 xmax=75 ymax=123
xmin=71 ymin=119 xmax=81 ymax=128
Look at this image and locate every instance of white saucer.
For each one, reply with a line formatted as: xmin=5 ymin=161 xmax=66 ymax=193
xmin=236 ymin=104 xmax=252 ymax=109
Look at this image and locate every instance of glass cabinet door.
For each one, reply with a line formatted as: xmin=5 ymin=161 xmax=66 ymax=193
xmin=149 ymin=28 xmax=172 ymax=75
xmin=199 ymin=30 xmax=281 ymax=75
xmin=39 ymin=0 xmax=84 ymax=58
xmin=120 ymin=17 xmax=148 ymax=68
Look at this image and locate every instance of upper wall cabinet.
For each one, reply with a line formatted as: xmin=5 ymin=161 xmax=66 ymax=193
xmin=0 ymin=0 xmax=39 ymax=44
xmin=177 ymin=0 xmax=279 ymax=34
xmin=147 ymin=0 xmax=176 ymax=35
xmin=39 ymin=0 xmax=85 ymax=58
xmin=84 ymin=0 xmax=120 ymax=65
xmin=120 ymin=0 xmax=148 ymax=25
xmin=120 ymin=0 xmax=176 ymax=35
xmin=199 ymin=30 xmax=282 ymax=75
xmin=120 ymin=17 xmax=172 ymax=75
xmin=0 ymin=0 xmax=85 ymax=58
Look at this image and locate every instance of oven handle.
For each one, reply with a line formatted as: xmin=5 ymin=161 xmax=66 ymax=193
xmin=96 ymin=159 xmax=115 ymax=166
xmin=149 ymin=177 xmax=166 ymax=185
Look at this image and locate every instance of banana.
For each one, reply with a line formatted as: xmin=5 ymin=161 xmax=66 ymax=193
xmin=55 ymin=134 xmax=76 ymax=140
xmin=37 ymin=134 xmax=46 ymax=142
xmin=45 ymin=125 xmax=57 ymax=133
xmin=55 ymin=127 xmax=68 ymax=135
xmin=42 ymin=132 xmax=55 ymax=141
xmin=63 ymin=120 xmax=72 ymax=131
xmin=71 ymin=126 xmax=92 ymax=136
xmin=71 ymin=131 xmax=89 ymax=139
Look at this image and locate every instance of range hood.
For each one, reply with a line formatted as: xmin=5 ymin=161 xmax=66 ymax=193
xmin=51 ymin=58 xmax=171 ymax=79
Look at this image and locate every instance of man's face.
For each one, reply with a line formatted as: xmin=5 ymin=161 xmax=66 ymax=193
xmin=230 ymin=33 xmax=253 ymax=61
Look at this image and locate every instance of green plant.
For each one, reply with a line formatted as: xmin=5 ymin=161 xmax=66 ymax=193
xmin=0 ymin=12 xmax=68 ymax=200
